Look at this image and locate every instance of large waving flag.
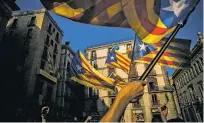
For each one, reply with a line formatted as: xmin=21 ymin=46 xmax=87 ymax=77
xmin=41 ymin=0 xmax=199 ymax=44
xmin=106 ymin=49 xmax=131 ymax=73
xmin=132 ymin=35 xmax=157 ymax=60
xmin=135 ymin=38 xmax=191 ymax=68
xmin=70 ymin=51 xmax=115 ymax=91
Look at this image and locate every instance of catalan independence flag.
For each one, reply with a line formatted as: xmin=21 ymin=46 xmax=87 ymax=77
xmin=41 ymin=0 xmax=199 ymax=44
xmin=135 ymin=38 xmax=191 ymax=68
xmin=70 ymin=51 xmax=115 ymax=92
xmin=106 ymin=49 xmax=131 ymax=73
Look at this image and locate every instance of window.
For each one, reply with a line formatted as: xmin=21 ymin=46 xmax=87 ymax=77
xmin=88 ymin=87 xmax=93 ymax=97
xmin=152 ymin=94 xmax=159 ymax=105
xmin=193 ymin=64 xmax=199 ymax=75
xmin=28 ymin=16 xmax=36 ymax=26
xmin=92 ymin=89 xmax=98 ymax=96
xmin=54 ymin=44 xmax=58 ymax=53
xmin=108 ymin=47 xmax=112 ymax=54
xmin=187 ymin=70 xmax=192 ymax=80
xmin=51 ymin=40 xmax=54 ymax=46
xmin=200 ymin=57 xmax=203 ymax=65
xmin=91 ymin=51 xmax=96 ymax=59
xmin=47 ymin=23 xmax=52 ymax=34
xmin=91 ymin=59 xmax=97 ymax=68
xmin=148 ymin=77 xmax=158 ymax=91
xmin=127 ymin=44 xmax=132 ymax=50
xmin=53 ymin=54 xmax=56 ymax=65
xmin=190 ymin=68 xmax=195 ymax=78
xmin=11 ymin=18 xmax=18 ymax=28
xmin=42 ymin=46 xmax=48 ymax=60
xmin=188 ymin=85 xmax=196 ymax=100
xmin=108 ymin=67 xmax=115 ymax=76
xmin=196 ymin=60 xmax=202 ymax=72
xmin=67 ymin=62 xmax=70 ymax=70
xmin=198 ymin=82 xmax=203 ymax=97
xmin=45 ymin=35 xmax=50 ymax=46
xmin=26 ymin=28 xmax=33 ymax=38
xmin=55 ymin=32 xmax=59 ymax=42
xmin=53 ymin=28 xmax=55 ymax=33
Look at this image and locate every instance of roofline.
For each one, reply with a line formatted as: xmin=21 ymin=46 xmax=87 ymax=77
xmin=12 ymin=8 xmax=64 ymax=36
xmin=86 ymin=39 xmax=133 ymax=50
xmin=61 ymin=44 xmax=75 ymax=55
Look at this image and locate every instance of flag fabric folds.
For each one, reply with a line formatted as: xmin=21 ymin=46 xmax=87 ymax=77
xmin=41 ymin=0 xmax=199 ymax=44
xmin=132 ymin=35 xmax=157 ymax=60
xmin=135 ymin=38 xmax=191 ymax=68
xmin=106 ymin=49 xmax=131 ymax=73
xmin=70 ymin=51 xmax=115 ymax=91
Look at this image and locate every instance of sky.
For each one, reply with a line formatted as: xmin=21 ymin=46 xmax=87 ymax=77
xmin=15 ymin=0 xmax=203 ymax=76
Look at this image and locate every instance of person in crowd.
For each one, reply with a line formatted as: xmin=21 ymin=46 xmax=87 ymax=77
xmin=84 ymin=116 xmax=92 ymax=122
xmin=100 ymin=81 xmax=185 ymax=122
xmin=41 ymin=106 xmax=50 ymax=123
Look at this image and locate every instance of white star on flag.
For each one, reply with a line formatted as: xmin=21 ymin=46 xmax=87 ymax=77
xmin=139 ymin=43 xmax=148 ymax=52
xmin=76 ymin=65 xmax=82 ymax=72
xmin=111 ymin=56 xmax=115 ymax=60
xmin=162 ymin=0 xmax=189 ymax=17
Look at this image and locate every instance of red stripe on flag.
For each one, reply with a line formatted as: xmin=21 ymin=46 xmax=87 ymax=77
xmin=138 ymin=57 xmax=179 ymax=66
xmin=151 ymin=27 xmax=169 ymax=35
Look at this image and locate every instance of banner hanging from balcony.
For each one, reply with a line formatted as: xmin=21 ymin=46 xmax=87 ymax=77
xmin=41 ymin=0 xmax=199 ymax=44
xmin=70 ymin=50 xmax=119 ymax=92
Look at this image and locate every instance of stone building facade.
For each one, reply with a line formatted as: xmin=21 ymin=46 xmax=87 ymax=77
xmin=0 ymin=9 xmax=63 ymax=121
xmin=84 ymin=39 xmax=179 ymax=122
xmin=172 ymin=33 xmax=203 ymax=122
xmin=57 ymin=42 xmax=84 ymax=121
xmin=0 ymin=0 xmax=19 ymax=42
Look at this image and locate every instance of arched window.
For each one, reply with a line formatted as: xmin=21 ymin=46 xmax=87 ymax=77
xmin=185 ymin=72 xmax=190 ymax=82
xmin=190 ymin=67 xmax=195 ymax=78
xmin=187 ymin=70 xmax=192 ymax=80
xmin=182 ymin=74 xmax=186 ymax=85
xmin=200 ymin=57 xmax=203 ymax=65
xmin=192 ymin=64 xmax=198 ymax=75
xmin=196 ymin=60 xmax=203 ymax=72
xmin=194 ymin=62 xmax=201 ymax=73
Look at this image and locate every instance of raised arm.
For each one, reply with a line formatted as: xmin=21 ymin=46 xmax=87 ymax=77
xmin=100 ymin=82 xmax=144 ymax=122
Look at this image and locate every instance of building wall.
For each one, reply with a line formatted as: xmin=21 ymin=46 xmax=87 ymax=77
xmin=0 ymin=0 xmax=19 ymax=42
xmin=172 ymin=35 xmax=203 ymax=122
xmin=0 ymin=9 xmax=63 ymax=121
xmin=85 ymin=39 xmax=178 ymax=122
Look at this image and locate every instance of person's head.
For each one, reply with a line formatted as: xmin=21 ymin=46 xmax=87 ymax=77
xmin=167 ymin=118 xmax=184 ymax=122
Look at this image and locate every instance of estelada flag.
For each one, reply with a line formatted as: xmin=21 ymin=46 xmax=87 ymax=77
xmin=135 ymin=38 xmax=191 ymax=68
xmin=70 ymin=51 xmax=115 ymax=92
xmin=41 ymin=0 xmax=200 ymax=44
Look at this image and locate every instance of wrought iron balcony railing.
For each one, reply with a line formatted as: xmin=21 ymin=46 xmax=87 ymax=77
xmin=149 ymin=85 xmax=174 ymax=93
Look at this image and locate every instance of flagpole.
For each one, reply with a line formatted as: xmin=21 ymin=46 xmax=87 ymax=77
xmin=128 ymin=34 xmax=138 ymax=81
xmin=139 ymin=22 xmax=183 ymax=81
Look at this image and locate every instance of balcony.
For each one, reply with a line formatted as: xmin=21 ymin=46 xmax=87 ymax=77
xmin=149 ymin=85 xmax=174 ymax=93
